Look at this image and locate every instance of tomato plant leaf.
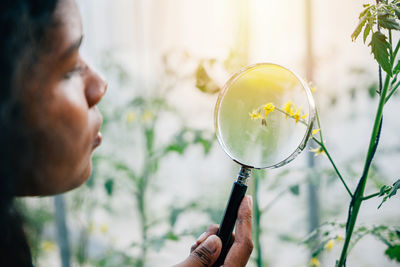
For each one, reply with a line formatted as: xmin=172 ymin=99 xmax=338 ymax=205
xmin=378 ymin=13 xmax=400 ymax=30
xmin=388 ymin=179 xmax=400 ymax=198
xmin=363 ymin=22 xmax=371 ymax=43
xmin=104 ymin=179 xmax=114 ymax=196
xmin=378 ymin=185 xmax=391 ymax=196
xmin=195 ymin=63 xmax=220 ymax=94
xmin=289 ymin=184 xmax=300 ymax=196
xmin=369 ymin=32 xmax=393 ymax=76
xmin=385 ymin=245 xmax=400 ymax=262
xmin=393 ymin=60 xmax=400 ymax=75
xmin=393 ymin=3 xmax=400 ymax=19
xmin=352 ymin=14 xmax=368 ymax=41
xmin=378 ymin=179 xmax=400 ymax=209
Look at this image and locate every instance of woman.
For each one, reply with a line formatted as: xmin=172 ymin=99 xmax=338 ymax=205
xmin=0 ymin=0 xmax=253 ymax=266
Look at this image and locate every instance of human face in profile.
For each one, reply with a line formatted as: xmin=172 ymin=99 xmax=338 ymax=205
xmin=16 ymin=0 xmax=107 ymax=196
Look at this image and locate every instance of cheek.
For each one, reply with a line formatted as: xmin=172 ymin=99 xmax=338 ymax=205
xmin=27 ymin=78 xmax=94 ymax=193
xmin=50 ymin=80 xmax=92 ymax=164
xmin=52 ymin=80 xmax=90 ymax=149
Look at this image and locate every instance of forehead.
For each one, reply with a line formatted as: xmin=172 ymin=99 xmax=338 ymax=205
xmin=48 ymin=0 xmax=82 ymax=57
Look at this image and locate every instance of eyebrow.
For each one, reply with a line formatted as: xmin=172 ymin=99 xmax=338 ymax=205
xmin=60 ymin=35 xmax=84 ymax=59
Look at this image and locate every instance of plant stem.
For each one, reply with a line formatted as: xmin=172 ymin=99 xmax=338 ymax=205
xmin=253 ymin=171 xmax=263 ymax=267
xmin=311 ymin=137 xmax=353 ymax=197
xmin=261 ymin=189 xmax=287 ymax=214
xmin=362 ymin=192 xmax=380 ymax=201
xmin=393 ymin=38 xmax=400 ymax=59
xmin=385 ymin=81 xmax=399 ymax=103
xmin=136 ymin=124 xmax=156 ymax=267
xmin=389 ymin=30 xmax=393 ymax=62
xmin=315 ymin=109 xmax=324 ymax=142
xmin=336 ymin=71 xmax=390 ymax=267
xmin=362 ymin=187 xmax=391 ymax=201
xmin=385 ymin=38 xmax=400 ymax=103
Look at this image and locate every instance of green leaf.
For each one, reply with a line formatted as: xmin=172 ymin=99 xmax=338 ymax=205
xmin=165 ymin=231 xmax=179 ymax=241
xmin=289 ymin=184 xmax=300 ymax=196
xmin=197 ymin=138 xmax=212 ymax=154
xmin=351 ymin=14 xmax=368 ymax=41
xmin=363 ymin=22 xmax=371 ymax=43
xmin=104 ymin=179 xmax=114 ymax=196
xmin=378 ymin=179 xmax=400 ymax=208
xmin=368 ymin=82 xmax=378 ymax=98
xmin=131 ymin=97 xmax=145 ymax=107
xmin=393 ymin=4 xmax=400 ymax=19
xmin=369 ymin=32 xmax=393 ymax=76
xmin=145 ymin=128 xmax=155 ymax=151
xmin=169 ymin=207 xmax=182 ymax=227
xmin=359 ymin=5 xmax=372 ymax=19
xmin=393 ymin=60 xmax=400 ymax=74
xmin=165 ymin=130 xmax=188 ymax=155
xmin=388 ymin=179 xmax=400 ymax=198
xmin=193 ymin=132 xmax=214 ymax=155
xmin=165 ymin=143 xmax=186 ymax=154
xmin=195 ymin=63 xmax=220 ymax=94
xmin=378 ymin=14 xmax=400 ymax=30
xmin=378 ymin=185 xmax=391 ymax=196
xmin=385 ymin=245 xmax=400 ymax=262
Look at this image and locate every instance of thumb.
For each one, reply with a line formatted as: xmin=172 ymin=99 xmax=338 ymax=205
xmin=177 ymin=235 xmax=222 ymax=267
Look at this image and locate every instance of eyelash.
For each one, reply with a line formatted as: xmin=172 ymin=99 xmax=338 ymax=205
xmin=64 ymin=64 xmax=85 ymax=80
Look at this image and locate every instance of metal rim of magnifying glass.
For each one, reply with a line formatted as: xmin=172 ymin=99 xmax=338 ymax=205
xmin=214 ymin=62 xmax=316 ymax=170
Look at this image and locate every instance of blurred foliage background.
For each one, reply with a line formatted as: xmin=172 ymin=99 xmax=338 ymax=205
xmin=20 ymin=0 xmax=400 ymax=266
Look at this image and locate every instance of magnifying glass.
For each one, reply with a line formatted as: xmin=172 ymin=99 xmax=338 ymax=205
xmin=213 ymin=63 xmax=315 ymax=266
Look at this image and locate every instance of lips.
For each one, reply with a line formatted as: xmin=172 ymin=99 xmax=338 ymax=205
xmin=92 ymin=107 xmax=103 ymax=149
xmin=93 ymin=131 xmax=102 ymax=148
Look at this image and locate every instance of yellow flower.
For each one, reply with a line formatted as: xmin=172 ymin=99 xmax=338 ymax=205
xmin=42 ymin=241 xmax=56 ymax=253
xmin=309 ymin=81 xmax=317 ymax=93
xmin=308 ymin=257 xmax=320 ymax=267
xmin=263 ymin=103 xmax=275 ymax=117
xmin=283 ymin=100 xmax=295 ymax=117
xmin=126 ymin=111 xmax=137 ymax=123
xmin=293 ymin=107 xmax=302 ymax=123
xmin=310 ymin=146 xmax=325 ymax=156
xmin=249 ymin=110 xmax=262 ymax=120
xmin=336 ymin=234 xmax=344 ymax=242
xmin=324 ymin=239 xmax=334 ymax=251
xmin=100 ymin=224 xmax=109 ymax=234
xmin=312 ymin=128 xmax=320 ymax=135
xmin=311 ymin=86 xmax=317 ymax=93
xmin=142 ymin=110 xmax=154 ymax=122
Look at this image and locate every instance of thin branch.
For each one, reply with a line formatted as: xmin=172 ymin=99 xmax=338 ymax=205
xmin=315 ymin=109 xmax=324 ymax=142
xmin=385 ymin=81 xmax=400 ymax=103
xmin=260 ymin=190 xmax=287 ymax=214
xmin=312 ymin=137 xmax=353 ymax=197
xmin=393 ymin=37 xmax=400 ymax=61
xmin=362 ymin=187 xmax=391 ymax=201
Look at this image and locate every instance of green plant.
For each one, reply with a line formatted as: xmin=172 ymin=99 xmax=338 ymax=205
xmin=88 ymin=52 xmax=216 ymax=267
xmin=306 ymin=1 xmax=400 ymax=265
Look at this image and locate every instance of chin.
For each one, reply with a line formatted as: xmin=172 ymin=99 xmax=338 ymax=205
xmin=67 ymin=160 xmax=93 ymax=192
xmin=20 ymin=159 xmax=93 ymax=196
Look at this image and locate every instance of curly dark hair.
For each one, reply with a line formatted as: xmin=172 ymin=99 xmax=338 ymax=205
xmin=0 ymin=0 xmax=59 ymax=266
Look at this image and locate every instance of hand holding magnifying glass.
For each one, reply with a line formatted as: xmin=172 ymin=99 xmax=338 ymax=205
xmin=213 ymin=63 xmax=316 ymax=266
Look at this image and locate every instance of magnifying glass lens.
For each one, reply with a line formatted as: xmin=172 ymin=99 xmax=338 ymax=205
xmin=216 ymin=63 xmax=314 ymax=169
xmin=212 ymin=63 xmax=315 ymax=266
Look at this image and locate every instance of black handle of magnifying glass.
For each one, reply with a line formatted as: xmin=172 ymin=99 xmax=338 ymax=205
xmin=213 ymin=181 xmax=248 ymax=267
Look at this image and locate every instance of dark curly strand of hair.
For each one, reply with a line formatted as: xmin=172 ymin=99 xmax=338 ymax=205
xmin=0 ymin=1 xmax=58 ymax=266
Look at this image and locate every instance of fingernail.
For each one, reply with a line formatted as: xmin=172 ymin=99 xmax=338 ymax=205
xmin=202 ymin=235 xmax=220 ymax=254
xmin=196 ymin=232 xmax=207 ymax=244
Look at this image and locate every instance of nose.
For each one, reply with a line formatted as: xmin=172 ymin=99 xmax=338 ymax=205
xmin=85 ymin=66 xmax=107 ymax=108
